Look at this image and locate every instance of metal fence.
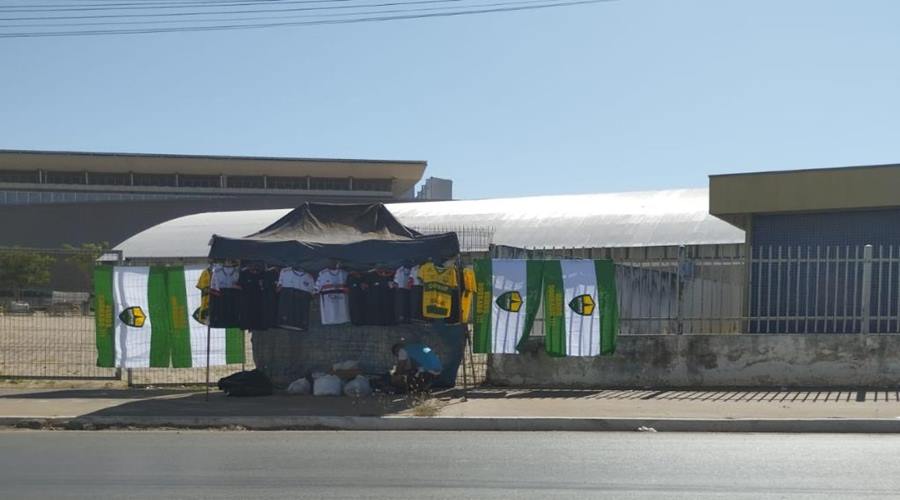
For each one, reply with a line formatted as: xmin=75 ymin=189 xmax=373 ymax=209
xmin=0 ymin=246 xmax=251 ymax=384
xmin=493 ymin=245 xmax=746 ymax=335
xmin=9 ymin=239 xmax=899 ymax=384
xmin=748 ymin=244 xmax=900 ymax=334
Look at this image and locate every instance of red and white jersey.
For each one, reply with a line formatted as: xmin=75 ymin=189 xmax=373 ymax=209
xmin=278 ymin=268 xmax=315 ymax=292
xmin=315 ymin=268 xmax=350 ymax=325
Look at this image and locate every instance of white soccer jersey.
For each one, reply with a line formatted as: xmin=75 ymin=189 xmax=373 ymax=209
xmin=278 ymin=268 xmax=315 ymax=292
xmin=407 ymin=265 xmax=424 ymax=286
xmin=393 ymin=266 xmax=413 ymax=289
xmin=210 ymin=265 xmax=240 ymax=292
xmin=315 ymin=268 xmax=350 ymax=325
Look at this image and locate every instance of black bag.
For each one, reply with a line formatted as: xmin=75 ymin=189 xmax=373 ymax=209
xmin=217 ymin=369 xmax=273 ymax=397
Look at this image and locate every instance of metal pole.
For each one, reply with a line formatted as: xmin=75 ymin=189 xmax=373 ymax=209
xmin=861 ymin=244 xmax=873 ymax=334
xmin=205 ymin=263 xmax=212 ymax=401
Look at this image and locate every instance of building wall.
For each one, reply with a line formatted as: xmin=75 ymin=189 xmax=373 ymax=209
xmin=490 ymin=334 xmax=900 ymax=388
xmin=0 ymin=194 xmax=392 ymax=249
xmin=748 ymin=209 xmax=900 ymax=333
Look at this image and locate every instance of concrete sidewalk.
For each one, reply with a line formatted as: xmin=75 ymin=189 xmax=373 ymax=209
xmin=3 ymin=387 xmax=900 ymax=432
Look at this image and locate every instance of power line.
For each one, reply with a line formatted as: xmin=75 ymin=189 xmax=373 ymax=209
xmin=0 ymin=0 xmax=564 ymax=28
xmin=0 ymin=0 xmax=473 ymax=20
xmin=0 ymin=0 xmax=614 ymax=37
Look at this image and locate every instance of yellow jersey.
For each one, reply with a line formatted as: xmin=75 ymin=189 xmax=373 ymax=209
xmin=195 ymin=268 xmax=212 ymax=325
xmin=418 ymin=262 xmax=459 ymax=319
xmin=460 ymin=266 xmax=476 ymax=323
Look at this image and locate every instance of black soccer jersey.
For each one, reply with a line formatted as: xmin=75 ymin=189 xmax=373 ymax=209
xmin=364 ymin=270 xmax=397 ymax=326
xmin=347 ymin=272 xmax=367 ymax=326
xmin=238 ymin=267 xmax=266 ymax=330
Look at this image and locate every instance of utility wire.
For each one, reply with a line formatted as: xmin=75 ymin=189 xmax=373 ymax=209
xmin=0 ymin=0 xmax=563 ymax=28
xmin=0 ymin=0 xmax=613 ymax=37
xmin=0 ymin=0 xmax=375 ymax=13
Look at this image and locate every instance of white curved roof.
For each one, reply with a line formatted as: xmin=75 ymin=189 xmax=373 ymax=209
xmin=115 ymin=188 xmax=744 ymax=259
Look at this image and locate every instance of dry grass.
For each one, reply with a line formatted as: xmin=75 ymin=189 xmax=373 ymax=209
xmin=409 ymin=395 xmax=445 ymax=417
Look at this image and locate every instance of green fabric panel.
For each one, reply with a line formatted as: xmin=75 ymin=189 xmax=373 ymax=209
xmin=472 ymin=259 xmax=492 ymax=354
xmin=542 ymin=260 xmax=566 ymax=357
xmin=166 ymin=267 xmax=192 ymax=368
xmin=225 ymin=328 xmax=245 ymax=364
xmin=93 ymin=266 xmax=116 ymax=368
xmin=515 ymin=260 xmax=544 ymax=352
xmin=595 ymin=259 xmax=619 ymax=355
xmin=147 ymin=266 xmax=171 ymax=368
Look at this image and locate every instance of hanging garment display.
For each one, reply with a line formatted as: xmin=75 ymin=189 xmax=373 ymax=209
xmin=93 ymin=266 xmax=245 ymax=368
xmin=347 ymin=271 xmax=368 ymax=326
xmin=276 ymin=267 xmax=315 ymax=331
xmin=209 ymin=264 xmax=242 ymax=328
xmin=472 ymin=259 xmax=544 ymax=354
xmin=460 ymin=266 xmax=477 ymax=324
xmin=183 ymin=266 xmax=246 ymax=367
xmin=408 ymin=264 xmax=424 ymax=321
xmin=392 ymin=265 xmax=414 ymax=323
xmin=542 ymin=259 xmax=618 ymax=357
xmin=418 ymin=262 xmax=459 ymax=320
xmin=316 ymin=267 xmax=350 ymax=325
xmin=238 ymin=265 xmax=266 ymax=330
xmin=364 ymin=269 xmax=397 ymax=325
xmin=261 ymin=266 xmax=280 ymax=329
xmin=194 ymin=267 xmax=212 ymax=325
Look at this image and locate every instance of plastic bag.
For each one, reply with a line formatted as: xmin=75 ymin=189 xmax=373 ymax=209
xmin=313 ymin=374 xmax=343 ymax=396
xmin=286 ymin=378 xmax=311 ymax=395
xmin=343 ymin=375 xmax=373 ymax=398
xmin=332 ymin=360 xmax=359 ymax=371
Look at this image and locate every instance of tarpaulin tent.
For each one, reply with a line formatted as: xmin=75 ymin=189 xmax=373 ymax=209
xmin=207 ymin=202 xmax=459 ymax=270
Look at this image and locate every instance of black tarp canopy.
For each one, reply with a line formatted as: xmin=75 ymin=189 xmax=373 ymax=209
xmin=208 ymin=202 xmax=459 ymax=271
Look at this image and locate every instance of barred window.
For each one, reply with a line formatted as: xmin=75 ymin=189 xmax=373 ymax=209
xmin=179 ymin=174 xmax=220 ymax=188
xmin=267 ymin=176 xmax=307 ymax=190
xmin=309 ymin=177 xmax=350 ymax=191
xmin=133 ymin=173 xmax=176 ymax=187
xmin=88 ymin=172 xmax=130 ymax=186
xmin=45 ymin=171 xmax=86 ymax=185
xmin=226 ymin=175 xmax=265 ymax=189
xmin=352 ymin=178 xmax=393 ymax=192
xmin=0 ymin=170 xmax=39 ymax=184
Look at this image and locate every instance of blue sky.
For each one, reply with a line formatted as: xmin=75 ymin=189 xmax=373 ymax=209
xmin=2 ymin=0 xmax=900 ymax=199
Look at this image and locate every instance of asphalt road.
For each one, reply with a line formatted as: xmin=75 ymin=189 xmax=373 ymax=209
xmin=2 ymin=431 xmax=900 ymax=499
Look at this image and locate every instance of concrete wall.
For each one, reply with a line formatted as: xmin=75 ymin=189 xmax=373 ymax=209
xmin=490 ymin=334 xmax=900 ymax=388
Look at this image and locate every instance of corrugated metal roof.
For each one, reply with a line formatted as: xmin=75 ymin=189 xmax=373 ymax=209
xmin=115 ymin=188 xmax=745 ymax=259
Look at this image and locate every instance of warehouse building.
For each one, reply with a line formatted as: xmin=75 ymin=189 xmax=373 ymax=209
xmin=0 ymin=149 xmax=427 ymax=248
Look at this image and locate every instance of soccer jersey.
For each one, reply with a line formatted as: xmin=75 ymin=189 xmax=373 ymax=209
xmin=209 ymin=264 xmax=241 ymax=328
xmin=460 ymin=266 xmax=476 ymax=323
xmin=347 ymin=272 xmax=368 ymax=326
xmin=238 ymin=266 xmax=266 ymax=330
xmin=276 ymin=268 xmax=315 ymax=331
xmin=408 ymin=264 xmax=424 ymax=321
xmin=418 ymin=262 xmax=459 ymax=319
xmin=365 ymin=270 xmax=397 ymax=325
xmin=315 ymin=268 xmax=350 ymax=325
xmin=195 ymin=268 xmax=212 ymax=325
xmin=277 ymin=267 xmax=315 ymax=292
xmin=261 ymin=267 xmax=280 ymax=329
xmin=393 ymin=266 xmax=414 ymax=323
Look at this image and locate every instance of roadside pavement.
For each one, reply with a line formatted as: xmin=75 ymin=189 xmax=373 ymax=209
xmin=3 ymin=386 xmax=900 ymax=432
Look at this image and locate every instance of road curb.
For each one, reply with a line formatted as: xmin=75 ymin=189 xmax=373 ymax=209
xmin=4 ymin=415 xmax=900 ymax=432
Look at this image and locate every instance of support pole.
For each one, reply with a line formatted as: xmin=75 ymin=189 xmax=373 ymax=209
xmin=205 ymin=263 xmax=212 ymax=401
xmin=206 ymin=322 xmax=211 ymax=401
